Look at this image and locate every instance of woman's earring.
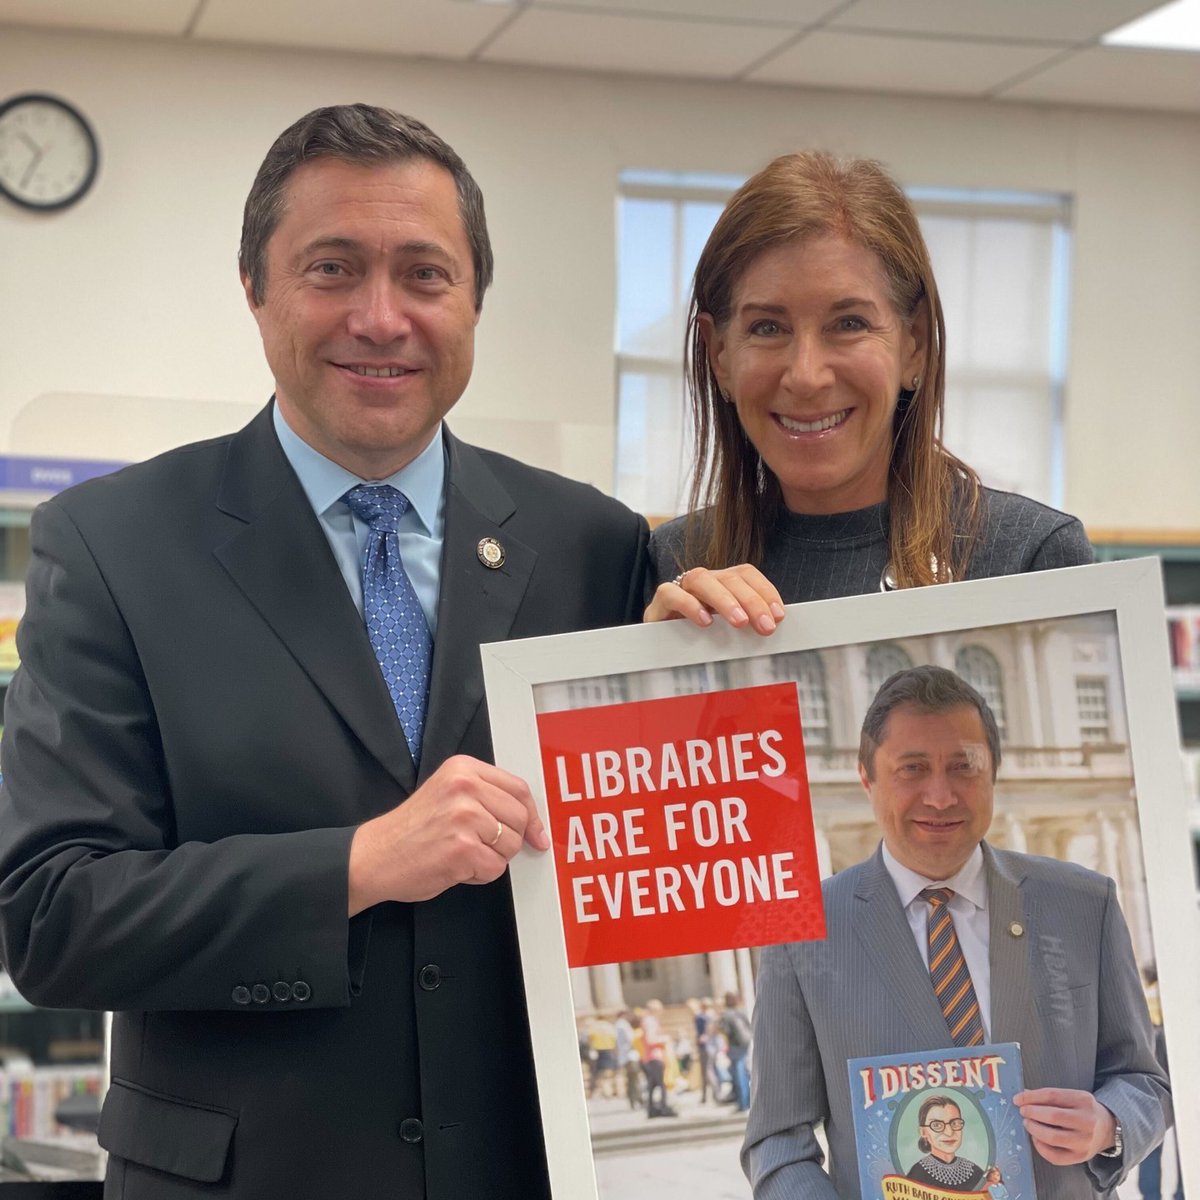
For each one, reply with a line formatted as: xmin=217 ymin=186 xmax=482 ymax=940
xmin=911 ymin=375 xmax=921 ymax=390
xmin=718 ymin=387 xmax=732 ymax=403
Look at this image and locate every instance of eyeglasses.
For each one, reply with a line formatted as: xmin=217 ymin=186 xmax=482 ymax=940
xmin=923 ymin=1118 xmax=965 ymax=1132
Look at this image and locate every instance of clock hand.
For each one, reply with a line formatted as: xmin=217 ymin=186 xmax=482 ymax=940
xmin=19 ymin=140 xmax=49 ymax=190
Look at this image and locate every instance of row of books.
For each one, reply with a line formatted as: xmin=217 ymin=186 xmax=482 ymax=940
xmin=1167 ymin=607 xmax=1200 ymax=690
xmin=0 ymin=1066 xmax=102 ymax=1140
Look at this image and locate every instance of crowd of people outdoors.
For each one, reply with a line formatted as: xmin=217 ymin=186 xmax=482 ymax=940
xmin=580 ymin=992 xmax=754 ymax=1121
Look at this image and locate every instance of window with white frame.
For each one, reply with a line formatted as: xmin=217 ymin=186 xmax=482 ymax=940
xmin=865 ymin=642 xmax=914 ymax=695
xmin=1075 ymin=676 xmax=1112 ymax=744
xmin=615 ymin=171 xmax=742 ymax=517
xmin=955 ymin=645 xmax=1007 ymax=740
xmin=614 ymin=173 xmax=1072 ymax=519
xmin=771 ymin=651 xmax=831 ymax=747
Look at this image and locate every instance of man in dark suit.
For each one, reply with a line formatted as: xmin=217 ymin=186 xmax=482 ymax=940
xmin=0 ymin=104 xmax=647 ymax=1198
xmin=745 ymin=665 xmax=1170 ymax=1200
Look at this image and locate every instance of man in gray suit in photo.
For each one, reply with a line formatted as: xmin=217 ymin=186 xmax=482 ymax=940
xmin=744 ymin=665 xmax=1170 ymax=1200
xmin=0 ymin=104 xmax=647 ymax=1198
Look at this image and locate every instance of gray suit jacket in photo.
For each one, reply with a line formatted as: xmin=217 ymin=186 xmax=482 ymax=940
xmin=744 ymin=842 xmax=1171 ymax=1200
xmin=0 ymin=403 xmax=649 ymax=1199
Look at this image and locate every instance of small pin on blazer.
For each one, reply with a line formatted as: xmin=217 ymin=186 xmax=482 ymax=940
xmin=1009 ymin=922 xmax=1025 ymax=938
xmin=477 ymin=537 xmax=505 ymax=569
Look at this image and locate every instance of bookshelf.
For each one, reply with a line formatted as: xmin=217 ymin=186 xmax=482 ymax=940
xmin=1091 ymin=531 xmax=1200 ymax=886
xmin=0 ymin=510 xmax=105 ymax=1186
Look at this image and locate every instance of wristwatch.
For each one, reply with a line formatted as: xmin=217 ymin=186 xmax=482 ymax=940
xmin=1099 ymin=1120 xmax=1124 ymax=1158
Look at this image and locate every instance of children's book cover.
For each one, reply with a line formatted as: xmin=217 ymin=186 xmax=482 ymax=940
xmin=847 ymin=1043 xmax=1036 ymax=1200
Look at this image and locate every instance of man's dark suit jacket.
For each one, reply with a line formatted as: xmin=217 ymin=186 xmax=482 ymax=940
xmin=744 ymin=843 xmax=1171 ymax=1200
xmin=0 ymin=404 xmax=649 ymax=1198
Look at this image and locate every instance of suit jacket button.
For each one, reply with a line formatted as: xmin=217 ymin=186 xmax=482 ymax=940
xmin=232 ymin=985 xmax=252 ymax=1006
xmin=272 ymin=981 xmax=292 ymax=1002
xmin=398 ymin=1118 xmax=424 ymax=1143
xmin=291 ymin=980 xmax=312 ymax=1002
xmin=251 ymin=983 xmax=271 ymax=1004
xmin=418 ymin=964 xmax=441 ymax=991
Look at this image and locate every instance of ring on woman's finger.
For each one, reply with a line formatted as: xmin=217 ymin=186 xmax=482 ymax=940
xmin=672 ymin=568 xmax=698 ymax=587
xmin=487 ymin=820 xmax=504 ymax=848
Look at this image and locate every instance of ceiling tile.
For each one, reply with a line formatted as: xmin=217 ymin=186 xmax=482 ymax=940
xmin=996 ymin=44 xmax=1200 ymax=112
xmin=830 ymin=0 xmax=1164 ymax=44
xmin=194 ymin=0 xmax=513 ymax=59
xmin=531 ymin=0 xmax=834 ymax=24
xmin=747 ymin=30 xmax=1065 ymax=95
xmin=0 ymin=0 xmax=195 ymax=36
xmin=480 ymin=7 xmax=793 ymax=77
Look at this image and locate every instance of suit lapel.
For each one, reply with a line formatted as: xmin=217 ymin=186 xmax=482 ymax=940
xmin=985 ymin=844 xmax=1048 ymax=1070
xmin=853 ymin=847 xmax=955 ymax=1046
xmin=419 ymin=432 xmax=537 ymax=779
xmin=212 ymin=405 xmax=417 ymax=793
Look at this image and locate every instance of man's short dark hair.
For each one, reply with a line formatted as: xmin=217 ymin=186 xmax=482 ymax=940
xmin=238 ymin=103 xmax=493 ymax=312
xmin=858 ymin=665 xmax=1001 ymax=781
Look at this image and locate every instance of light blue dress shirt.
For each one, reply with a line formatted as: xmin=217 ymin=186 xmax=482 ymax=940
xmin=882 ymin=842 xmax=992 ymax=1039
xmin=272 ymin=403 xmax=446 ymax=635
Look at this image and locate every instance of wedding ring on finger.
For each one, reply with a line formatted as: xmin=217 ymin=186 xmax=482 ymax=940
xmin=487 ymin=820 xmax=504 ymax=848
xmin=672 ymin=568 xmax=698 ymax=588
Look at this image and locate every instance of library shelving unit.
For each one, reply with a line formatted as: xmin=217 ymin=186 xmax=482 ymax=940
xmin=0 ymin=508 xmax=104 ymax=1189
xmin=1091 ymin=530 xmax=1200 ymax=888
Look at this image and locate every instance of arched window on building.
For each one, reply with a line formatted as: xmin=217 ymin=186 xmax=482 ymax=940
xmin=865 ymin=642 xmax=914 ymax=695
xmin=955 ymin=645 xmax=1007 ymax=739
xmin=771 ymin=651 xmax=830 ymax=747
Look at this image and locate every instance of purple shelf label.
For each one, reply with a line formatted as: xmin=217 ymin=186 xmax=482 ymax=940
xmin=0 ymin=456 xmax=125 ymax=495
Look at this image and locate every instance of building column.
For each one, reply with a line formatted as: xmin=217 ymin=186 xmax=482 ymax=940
xmin=1004 ymin=812 xmax=1028 ymax=854
xmin=707 ymin=949 xmax=739 ymax=1000
xmin=1015 ymin=628 xmax=1045 ymax=745
xmin=571 ymin=965 xmax=596 ymax=1015
xmin=926 ymin=634 xmax=955 ymax=671
xmin=590 ymin=962 xmax=626 ymax=1013
xmin=1118 ymin=813 xmax=1155 ymax=969
xmin=1096 ymin=814 xmax=1134 ymax=943
xmin=735 ymin=947 xmax=756 ymax=1012
xmin=814 ymin=826 xmax=832 ymax=880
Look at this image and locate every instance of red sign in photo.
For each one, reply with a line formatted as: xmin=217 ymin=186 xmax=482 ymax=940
xmin=536 ymin=682 xmax=826 ymax=968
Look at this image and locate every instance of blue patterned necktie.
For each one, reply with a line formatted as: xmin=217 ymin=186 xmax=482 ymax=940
xmin=921 ymin=887 xmax=985 ymax=1047
xmin=343 ymin=484 xmax=432 ymax=766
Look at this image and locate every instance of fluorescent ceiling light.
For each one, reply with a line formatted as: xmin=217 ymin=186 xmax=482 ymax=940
xmin=1103 ymin=0 xmax=1200 ymax=50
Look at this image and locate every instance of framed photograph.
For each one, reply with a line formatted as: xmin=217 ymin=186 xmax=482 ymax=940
xmin=481 ymin=558 xmax=1198 ymax=1200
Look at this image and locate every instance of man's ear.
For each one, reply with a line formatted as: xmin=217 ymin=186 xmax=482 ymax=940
xmin=697 ymin=312 xmax=731 ymax=398
xmin=241 ymin=270 xmax=260 ymax=315
xmin=858 ymin=761 xmax=872 ymax=797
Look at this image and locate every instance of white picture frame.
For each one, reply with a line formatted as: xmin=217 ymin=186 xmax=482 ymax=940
xmin=481 ymin=558 xmax=1198 ymax=1200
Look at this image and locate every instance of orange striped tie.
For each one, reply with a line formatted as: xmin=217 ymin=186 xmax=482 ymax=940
xmin=922 ymin=888 xmax=985 ymax=1047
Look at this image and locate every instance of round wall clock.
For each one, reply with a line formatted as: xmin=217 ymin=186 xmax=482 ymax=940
xmin=0 ymin=93 xmax=99 ymax=212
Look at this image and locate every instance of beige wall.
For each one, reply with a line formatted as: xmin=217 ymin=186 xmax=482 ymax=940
xmin=2 ymin=24 xmax=1198 ymax=528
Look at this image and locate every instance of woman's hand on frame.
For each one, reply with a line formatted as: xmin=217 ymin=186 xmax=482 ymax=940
xmin=643 ymin=564 xmax=785 ymax=636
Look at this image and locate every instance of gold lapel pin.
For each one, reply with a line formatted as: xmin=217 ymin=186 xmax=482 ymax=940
xmin=477 ymin=537 xmax=505 ymax=569
xmin=1009 ymin=922 xmax=1024 ymax=938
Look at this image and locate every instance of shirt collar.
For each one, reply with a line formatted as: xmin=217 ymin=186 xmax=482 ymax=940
xmin=881 ymin=842 xmax=987 ymax=912
xmin=272 ymin=401 xmax=445 ymax=535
